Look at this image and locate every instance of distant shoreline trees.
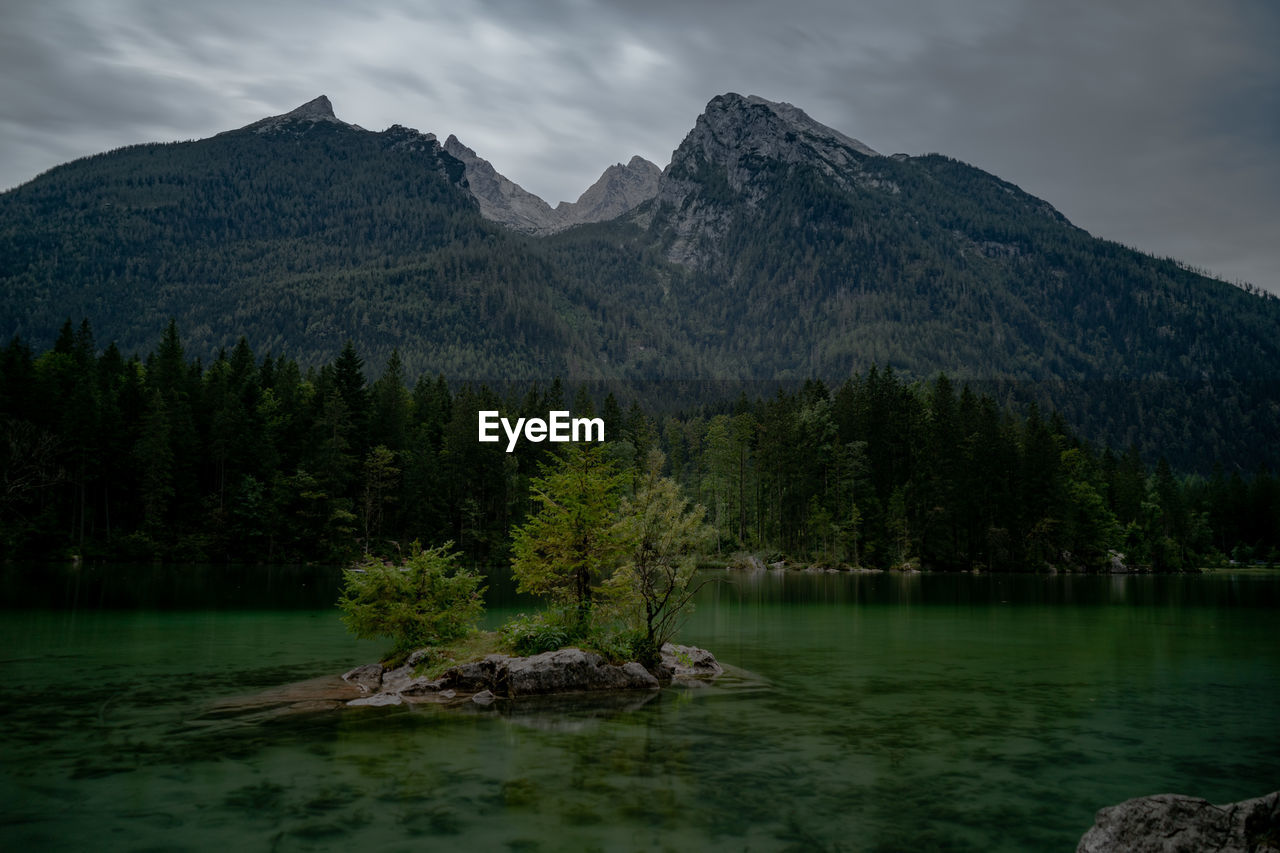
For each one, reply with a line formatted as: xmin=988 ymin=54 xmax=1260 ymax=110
xmin=2 ymin=320 xmax=1277 ymax=570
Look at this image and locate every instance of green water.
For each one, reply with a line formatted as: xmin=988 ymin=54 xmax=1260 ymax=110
xmin=2 ymin=567 xmax=1277 ymax=851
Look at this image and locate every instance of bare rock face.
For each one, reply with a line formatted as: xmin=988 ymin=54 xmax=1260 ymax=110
xmin=1077 ymin=791 xmax=1280 ymax=853
xmin=442 ymin=135 xmax=561 ymax=234
xmin=440 ymin=93 xmax=881 ymax=249
xmin=283 ymin=95 xmax=338 ymax=121
xmin=439 ymin=654 xmax=512 ymax=693
xmin=659 ymin=93 xmax=878 ymax=204
xmin=444 ymin=135 xmax=659 ymax=235
xmin=653 ymin=92 xmax=881 ymax=266
xmin=552 ymin=156 xmax=661 ymax=230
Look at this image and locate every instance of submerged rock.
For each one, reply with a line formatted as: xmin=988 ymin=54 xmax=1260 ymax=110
xmin=347 ymin=692 xmax=402 ymax=708
xmin=1077 ymin=790 xmax=1280 ymax=852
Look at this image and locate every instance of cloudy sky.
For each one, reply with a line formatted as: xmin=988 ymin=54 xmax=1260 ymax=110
xmin=3 ymin=0 xmax=1277 ymax=292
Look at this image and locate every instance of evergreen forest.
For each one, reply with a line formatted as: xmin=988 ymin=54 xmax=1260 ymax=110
xmin=3 ymin=106 xmax=1279 ymax=476
xmin=3 ymin=320 xmax=1276 ymax=571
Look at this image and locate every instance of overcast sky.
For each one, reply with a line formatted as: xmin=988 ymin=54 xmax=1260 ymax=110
xmin=3 ymin=0 xmax=1277 ymax=292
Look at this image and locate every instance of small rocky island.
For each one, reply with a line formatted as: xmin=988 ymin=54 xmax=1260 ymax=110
xmin=342 ymin=643 xmax=724 ymax=708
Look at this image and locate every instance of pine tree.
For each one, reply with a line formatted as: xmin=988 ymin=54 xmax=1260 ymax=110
xmin=511 ymin=444 xmax=626 ymax=620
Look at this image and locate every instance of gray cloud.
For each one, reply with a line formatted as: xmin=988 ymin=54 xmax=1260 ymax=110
xmin=2 ymin=0 xmax=1276 ymax=291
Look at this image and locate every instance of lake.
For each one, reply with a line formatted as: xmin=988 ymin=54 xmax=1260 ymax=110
xmin=2 ymin=565 xmax=1277 ymax=851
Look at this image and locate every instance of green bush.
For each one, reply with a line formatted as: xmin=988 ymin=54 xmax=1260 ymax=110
xmin=624 ymin=634 xmax=661 ymax=670
xmin=337 ymin=542 xmax=485 ymax=656
xmin=500 ymin=609 xmax=576 ymax=656
xmin=584 ymin=629 xmax=647 ymax=665
xmin=498 ymin=609 xmax=651 ymax=665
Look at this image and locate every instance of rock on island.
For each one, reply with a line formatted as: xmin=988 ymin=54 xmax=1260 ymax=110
xmin=343 ymin=643 xmax=724 ymax=708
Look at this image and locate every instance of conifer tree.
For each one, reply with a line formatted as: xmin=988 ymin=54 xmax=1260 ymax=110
xmin=511 ymin=444 xmax=626 ymax=620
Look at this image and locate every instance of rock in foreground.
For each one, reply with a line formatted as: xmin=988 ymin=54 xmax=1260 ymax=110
xmin=341 ymin=645 xmax=723 ymax=707
xmin=1078 ymin=790 xmax=1280 ymax=852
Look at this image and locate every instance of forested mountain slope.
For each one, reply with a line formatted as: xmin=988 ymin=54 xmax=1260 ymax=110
xmin=2 ymin=94 xmax=1278 ymax=469
xmin=0 ymin=98 xmax=629 ymax=379
xmin=603 ymin=93 xmax=1280 ymax=465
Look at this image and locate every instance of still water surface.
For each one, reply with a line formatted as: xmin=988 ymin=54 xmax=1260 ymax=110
xmin=2 ymin=565 xmax=1277 ymax=851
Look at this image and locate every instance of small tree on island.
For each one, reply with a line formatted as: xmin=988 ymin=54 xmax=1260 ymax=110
xmin=606 ymin=450 xmax=716 ymax=666
xmin=509 ymin=444 xmax=714 ymax=669
xmin=337 ymin=542 xmax=485 ymax=660
xmin=510 ymin=444 xmax=627 ymax=623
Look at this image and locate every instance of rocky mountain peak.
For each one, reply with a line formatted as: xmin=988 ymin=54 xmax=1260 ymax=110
xmin=663 ymin=93 xmax=879 ymax=195
xmin=441 ymin=134 xmax=473 ymax=158
xmin=653 ymin=93 xmax=885 ymax=265
xmin=553 ymin=156 xmax=661 ymax=229
xmin=445 ymin=135 xmax=660 ymax=235
xmin=442 ymin=134 xmax=559 ymax=234
xmin=742 ymin=95 xmax=878 ymax=157
xmin=286 ymin=95 xmax=337 ymax=120
xmin=444 ymin=94 xmax=879 ymax=239
xmin=242 ymin=94 xmax=351 ymax=134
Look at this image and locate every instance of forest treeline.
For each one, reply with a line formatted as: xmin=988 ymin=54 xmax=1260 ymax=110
xmin=5 ymin=115 xmax=1280 ymax=474
xmin=2 ymin=320 xmax=1277 ymax=570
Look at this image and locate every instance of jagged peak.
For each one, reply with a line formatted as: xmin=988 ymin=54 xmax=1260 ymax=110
xmin=285 ymin=95 xmax=336 ymax=120
xmin=442 ymin=133 xmax=559 ymax=234
xmin=592 ymin=156 xmax=661 ymax=180
xmin=241 ymin=95 xmax=350 ymax=134
xmin=702 ymin=92 xmax=879 ymax=157
xmin=443 ymin=134 xmax=471 ymax=154
xmin=625 ymin=155 xmax=661 ymax=172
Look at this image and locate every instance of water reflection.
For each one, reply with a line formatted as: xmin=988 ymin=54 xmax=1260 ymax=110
xmin=715 ymin=567 xmax=1280 ymax=608
xmin=1 ymin=567 xmax=1277 ymax=851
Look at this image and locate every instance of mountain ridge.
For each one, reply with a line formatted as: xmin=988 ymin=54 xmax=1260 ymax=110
xmin=1 ymin=92 xmax=1278 ymax=469
xmin=443 ymin=132 xmax=661 ymax=234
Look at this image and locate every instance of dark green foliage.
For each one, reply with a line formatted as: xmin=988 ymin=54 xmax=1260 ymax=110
xmin=510 ymin=444 xmax=627 ymax=613
xmin=337 ymin=543 xmax=485 ymax=656
xmin=1 ymin=319 xmax=1275 ymax=570
xmin=3 ymin=117 xmax=1279 ymax=473
xmin=0 ymin=120 xmax=582 ymax=381
xmin=610 ymin=450 xmax=715 ymax=652
xmin=499 ymin=609 xmax=576 ymax=656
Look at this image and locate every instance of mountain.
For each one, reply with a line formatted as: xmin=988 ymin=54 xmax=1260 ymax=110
xmin=441 ymin=134 xmax=561 ymax=233
xmin=239 ymin=94 xmax=352 ymax=133
xmin=628 ymin=93 xmax=1279 ymax=389
xmin=1 ymin=93 xmax=1278 ymax=469
xmin=443 ymin=135 xmax=659 ymax=234
xmin=0 ymin=96 xmax=617 ymax=379
xmin=553 ymin=155 xmax=661 ymax=231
